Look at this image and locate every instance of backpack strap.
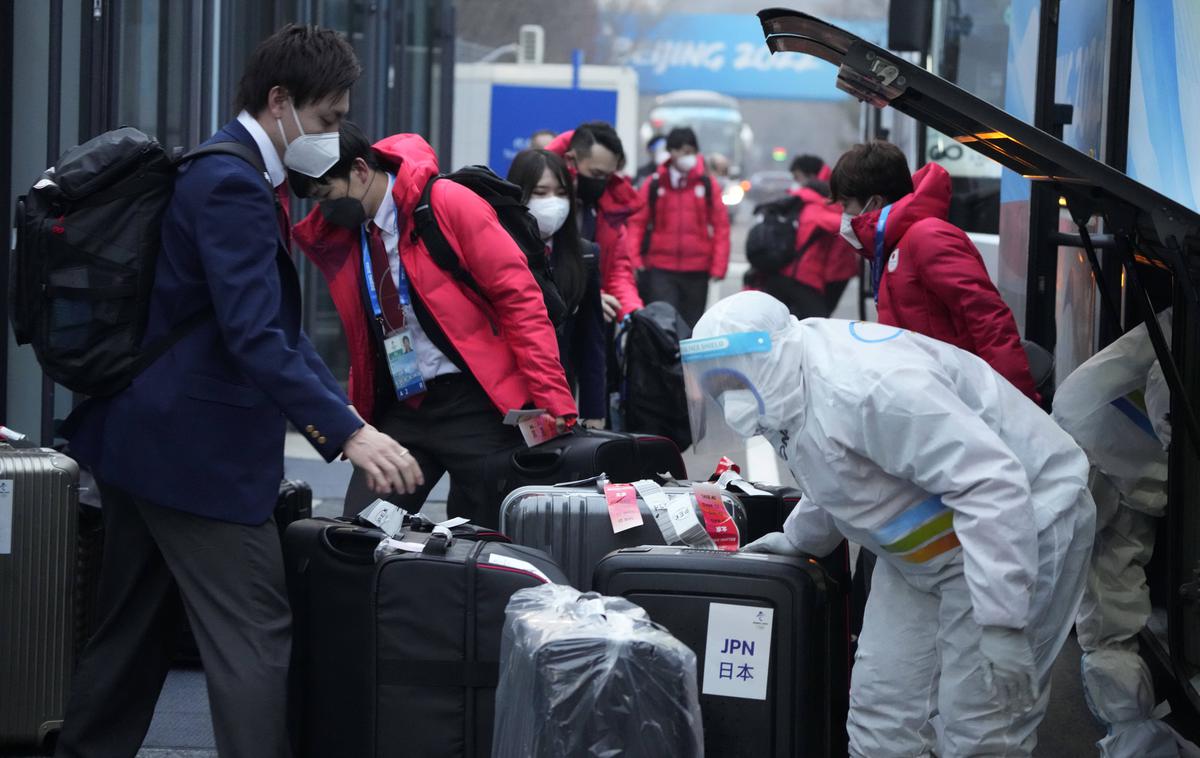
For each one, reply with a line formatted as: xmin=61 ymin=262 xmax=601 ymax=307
xmin=641 ymin=173 xmax=660 ymax=259
xmin=131 ymin=141 xmax=276 ymax=375
xmin=411 ymin=175 xmax=486 ymax=301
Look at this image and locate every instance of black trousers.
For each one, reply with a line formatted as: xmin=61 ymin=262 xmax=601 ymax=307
xmin=757 ymin=272 xmax=827 ymax=320
xmin=824 ymin=278 xmax=852 ymax=316
xmin=55 ymin=484 xmax=292 ymax=758
xmin=640 ymin=268 xmax=711 ymax=328
xmin=342 ymin=372 xmax=524 ymax=527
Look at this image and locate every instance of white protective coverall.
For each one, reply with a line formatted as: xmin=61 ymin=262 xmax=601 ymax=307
xmin=1052 ymin=310 xmax=1197 ymax=757
xmin=687 ymin=291 xmax=1095 ymax=757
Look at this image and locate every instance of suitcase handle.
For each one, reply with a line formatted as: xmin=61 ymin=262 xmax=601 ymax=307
xmin=509 ymin=447 xmax=566 ymax=476
xmin=319 ymin=525 xmax=382 ymax=565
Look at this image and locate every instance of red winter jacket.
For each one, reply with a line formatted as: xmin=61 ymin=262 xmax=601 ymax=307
xmin=292 ymin=134 xmax=577 ymax=425
xmin=846 ymin=163 xmax=1039 ymax=401
xmin=546 ymin=130 xmax=644 ymax=318
xmin=628 ymin=156 xmax=731 ymax=278
xmin=781 ymin=186 xmax=859 ymax=292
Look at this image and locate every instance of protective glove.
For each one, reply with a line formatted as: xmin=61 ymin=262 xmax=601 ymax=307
xmin=979 ymin=626 xmax=1039 ymax=713
xmin=741 ymin=531 xmax=806 ymax=557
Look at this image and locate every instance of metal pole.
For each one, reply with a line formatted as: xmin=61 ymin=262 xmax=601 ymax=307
xmin=0 ymin=0 xmax=13 ymax=428
xmin=437 ymin=1 xmax=455 ymax=169
xmin=42 ymin=0 xmax=64 ymax=446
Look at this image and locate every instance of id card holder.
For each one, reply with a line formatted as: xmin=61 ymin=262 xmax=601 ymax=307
xmin=383 ymin=328 xmax=427 ymax=399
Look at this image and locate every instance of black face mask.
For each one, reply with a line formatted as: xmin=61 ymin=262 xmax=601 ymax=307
xmin=576 ymin=174 xmax=608 ymax=205
xmin=318 ymin=169 xmax=377 ymax=229
xmin=319 ymin=197 xmax=367 ymax=229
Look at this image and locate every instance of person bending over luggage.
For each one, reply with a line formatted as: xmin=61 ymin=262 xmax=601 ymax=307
xmin=507 ymin=149 xmax=607 ymax=429
xmin=292 ymin=121 xmax=577 ymax=525
xmin=628 ymin=127 xmax=731 ymax=329
xmin=1052 ymin=310 xmax=1198 ymax=757
xmin=684 ymin=291 xmax=1094 ymax=758
xmin=54 ymin=27 xmax=420 ymax=758
xmin=546 ymin=122 xmax=644 ymax=321
xmin=833 ymin=140 xmax=1040 ymax=401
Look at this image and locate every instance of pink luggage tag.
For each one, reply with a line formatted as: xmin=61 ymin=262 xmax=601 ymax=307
xmin=604 ymin=483 xmax=644 ymax=534
xmin=693 ymin=483 xmax=740 ymax=552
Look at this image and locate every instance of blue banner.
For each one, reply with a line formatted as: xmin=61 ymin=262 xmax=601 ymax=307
xmin=602 ymin=13 xmax=886 ymax=100
xmin=488 ymin=85 xmax=618 ymax=178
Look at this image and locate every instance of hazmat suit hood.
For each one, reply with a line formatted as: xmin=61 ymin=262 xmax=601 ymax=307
xmin=685 ymin=291 xmax=809 ymax=450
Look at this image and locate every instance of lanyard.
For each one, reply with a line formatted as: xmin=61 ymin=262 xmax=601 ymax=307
xmin=871 ymin=204 xmax=893 ymax=305
xmin=360 ymin=187 xmax=411 ymax=328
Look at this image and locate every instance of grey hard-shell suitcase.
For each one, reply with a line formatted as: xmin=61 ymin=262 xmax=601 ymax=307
xmin=0 ymin=444 xmax=81 ymax=750
xmin=498 ymin=481 xmax=748 ymax=590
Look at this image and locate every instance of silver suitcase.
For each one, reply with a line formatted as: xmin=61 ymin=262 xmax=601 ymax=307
xmin=0 ymin=444 xmax=81 ymax=749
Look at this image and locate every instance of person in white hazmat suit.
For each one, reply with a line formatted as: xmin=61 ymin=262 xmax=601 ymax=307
xmin=1052 ymin=310 xmax=1198 ymax=757
xmin=682 ymin=291 xmax=1095 ymax=757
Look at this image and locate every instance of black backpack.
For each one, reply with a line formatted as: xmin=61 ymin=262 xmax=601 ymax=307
xmin=640 ymin=172 xmax=716 ymax=258
xmin=616 ymin=301 xmax=693 ymax=450
xmin=745 ymin=195 xmax=805 ymax=273
xmin=11 ymin=127 xmax=271 ymax=397
xmin=412 ymin=166 xmax=568 ymax=327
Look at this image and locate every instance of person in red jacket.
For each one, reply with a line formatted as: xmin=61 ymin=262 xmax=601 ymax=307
xmin=832 ymin=140 xmax=1039 ymax=401
xmin=791 ymin=154 xmax=860 ymax=313
xmin=292 ymin=122 xmax=577 ymax=524
xmin=546 ymin=122 xmax=644 ymax=321
xmin=628 ymin=127 xmax=732 ymax=328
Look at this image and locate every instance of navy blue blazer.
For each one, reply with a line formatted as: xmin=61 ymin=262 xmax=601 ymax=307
xmin=66 ymin=120 xmax=361 ymax=524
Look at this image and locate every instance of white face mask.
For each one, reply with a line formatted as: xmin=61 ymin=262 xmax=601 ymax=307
xmin=526 ymin=196 xmax=570 ymax=240
xmin=277 ymin=101 xmax=339 ymax=178
xmin=675 ymin=153 xmax=698 ymax=173
xmin=840 ymin=212 xmax=863 ymax=250
xmin=719 ymin=389 xmax=763 ymax=438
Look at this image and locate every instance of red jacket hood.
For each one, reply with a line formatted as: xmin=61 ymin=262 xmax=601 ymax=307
xmin=546 ymin=128 xmax=642 ymax=220
xmin=849 ymin=162 xmax=952 ymax=259
xmin=293 ymin=133 xmax=441 ymax=256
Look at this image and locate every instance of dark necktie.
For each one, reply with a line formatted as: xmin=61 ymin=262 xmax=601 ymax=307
xmin=366 ymin=221 xmax=406 ymax=331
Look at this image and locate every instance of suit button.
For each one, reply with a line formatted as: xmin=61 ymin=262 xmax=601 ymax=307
xmin=317 ymin=436 xmax=327 ymax=445
xmin=309 ymin=430 xmax=320 ymax=439
xmin=305 ymin=425 xmax=315 ymax=433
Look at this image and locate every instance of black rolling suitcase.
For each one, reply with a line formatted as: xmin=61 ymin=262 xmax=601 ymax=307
xmin=283 ymin=518 xmax=567 ymax=758
xmin=594 ymin=546 xmax=850 ymax=758
xmin=499 ymin=481 xmax=748 ymax=589
xmin=0 ymin=444 xmax=81 ymax=751
xmin=493 ymin=584 xmax=704 ymax=758
xmin=483 ymin=428 xmax=686 ymax=509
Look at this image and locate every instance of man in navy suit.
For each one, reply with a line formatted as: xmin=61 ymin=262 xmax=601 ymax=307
xmin=56 ymin=26 xmax=421 ymax=758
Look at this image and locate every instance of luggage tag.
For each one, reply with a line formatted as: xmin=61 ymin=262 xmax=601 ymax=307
xmin=604 ymin=483 xmax=644 ymax=534
xmin=693 ymin=483 xmax=741 ymax=552
xmin=716 ymin=469 xmax=775 ymax=498
xmin=487 ymin=553 xmax=553 ymax=583
xmin=633 ymin=480 xmax=678 ymax=544
xmin=503 ymin=408 xmax=567 ymax=447
xmin=666 ymin=493 xmax=716 ymax=549
xmin=358 ymin=499 xmax=407 ymax=538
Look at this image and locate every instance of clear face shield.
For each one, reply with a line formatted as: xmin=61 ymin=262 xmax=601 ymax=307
xmin=680 ymin=331 xmax=773 ymax=453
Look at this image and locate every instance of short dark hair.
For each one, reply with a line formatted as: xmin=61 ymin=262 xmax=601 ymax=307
xmin=289 ymin=120 xmax=379 ymax=198
xmin=666 ymin=127 xmax=699 ymax=152
xmin=790 ymin=154 xmax=825 ymax=177
xmin=235 ymin=24 xmax=361 ymax=115
xmin=568 ymin=121 xmax=626 ymax=169
xmin=829 ymin=141 xmax=914 ymax=205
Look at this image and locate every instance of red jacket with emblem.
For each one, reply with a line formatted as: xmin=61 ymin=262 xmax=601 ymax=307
xmin=846 ymin=162 xmax=1039 ymax=401
xmin=627 ymin=156 xmax=731 ymax=278
xmin=292 ymin=134 xmax=577 ymax=425
xmin=780 ymin=186 xmax=859 ymax=293
xmin=546 ymin=130 xmax=644 ymax=318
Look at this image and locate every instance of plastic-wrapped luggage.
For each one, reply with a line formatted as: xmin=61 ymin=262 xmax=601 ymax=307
xmin=493 ymin=583 xmax=704 ymax=758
